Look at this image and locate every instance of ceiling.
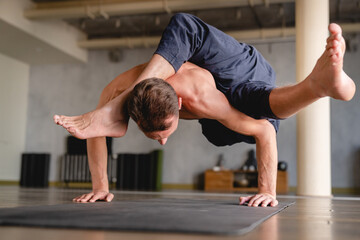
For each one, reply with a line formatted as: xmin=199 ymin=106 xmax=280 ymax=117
xmin=29 ymin=0 xmax=360 ymax=41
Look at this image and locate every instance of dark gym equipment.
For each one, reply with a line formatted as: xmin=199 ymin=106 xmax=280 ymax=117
xmin=116 ymin=150 xmax=163 ymax=191
xmin=20 ymin=153 xmax=50 ymax=188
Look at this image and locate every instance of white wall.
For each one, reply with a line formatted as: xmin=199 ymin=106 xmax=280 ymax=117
xmin=0 ymin=0 xmax=87 ymax=182
xmin=0 ymin=53 xmax=29 ymax=180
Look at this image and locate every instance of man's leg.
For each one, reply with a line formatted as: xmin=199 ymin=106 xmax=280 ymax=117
xmin=269 ymin=23 xmax=356 ymax=119
xmin=53 ymin=63 xmax=150 ymax=139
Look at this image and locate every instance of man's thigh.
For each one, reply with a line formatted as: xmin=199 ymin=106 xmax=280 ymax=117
xmin=227 ymin=81 xmax=280 ymax=120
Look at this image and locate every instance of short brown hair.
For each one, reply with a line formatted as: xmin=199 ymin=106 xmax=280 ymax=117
xmin=127 ymin=77 xmax=179 ymax=132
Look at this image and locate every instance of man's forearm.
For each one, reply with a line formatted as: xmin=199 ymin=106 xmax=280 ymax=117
xmin=87 ymin=137 xmax=109 ymax=191
xmin=220 ymin=112 xmax=278 ymax=196
xmin=254 ymin=122 xmax=278 ymax=196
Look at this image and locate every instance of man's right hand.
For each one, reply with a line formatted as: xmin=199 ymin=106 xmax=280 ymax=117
xmin=73 ymin=190 xmax=114 ymax=203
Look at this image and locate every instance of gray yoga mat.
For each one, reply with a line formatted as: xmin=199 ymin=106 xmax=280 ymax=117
xmin=0 ymin=198 xmax=294 ymax=235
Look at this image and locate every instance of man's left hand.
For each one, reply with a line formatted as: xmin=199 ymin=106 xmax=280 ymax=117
xmin=239 ymin=193 xmax=278 ymax=207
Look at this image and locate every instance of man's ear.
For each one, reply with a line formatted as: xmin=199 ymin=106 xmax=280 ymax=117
xmin=178 ymin=97 xmax=182 ymax=110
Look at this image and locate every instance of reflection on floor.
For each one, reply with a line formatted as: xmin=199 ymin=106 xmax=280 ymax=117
xmin=0 ymin=186 xmax=360 ymax=240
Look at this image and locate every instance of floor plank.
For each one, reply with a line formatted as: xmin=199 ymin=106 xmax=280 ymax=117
xmin=0 ymin=186 xmax=359 ymax=239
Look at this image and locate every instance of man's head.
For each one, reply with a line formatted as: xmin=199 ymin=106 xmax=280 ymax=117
xmin=127 ymin=77 xmax=181 ymax=145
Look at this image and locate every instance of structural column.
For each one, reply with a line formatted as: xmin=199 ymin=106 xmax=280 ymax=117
xmin=296 ymin=0 xmax=331 ymax=196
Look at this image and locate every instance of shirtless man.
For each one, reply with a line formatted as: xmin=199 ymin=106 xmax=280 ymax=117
xmin=54 ymin=14 xmax=355 ymax=207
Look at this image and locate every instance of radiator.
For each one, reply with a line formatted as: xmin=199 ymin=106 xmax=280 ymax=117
xmin=60 ymin=150 xmax=163 ymax=190
xmin=116 ymin=150 xmax=163 ymax=191
xmin=60 ymin=154 xmax=116 ymax=184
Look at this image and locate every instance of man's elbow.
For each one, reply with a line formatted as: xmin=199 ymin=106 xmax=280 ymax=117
xmin=253 ymin=119 xmax=276 ymax=142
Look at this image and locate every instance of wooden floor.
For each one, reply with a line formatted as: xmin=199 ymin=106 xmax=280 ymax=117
xmin=0 ymin=186 xmax=360 ymax=240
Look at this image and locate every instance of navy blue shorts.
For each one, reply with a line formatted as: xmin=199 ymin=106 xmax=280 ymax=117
xmin=155 ymin=13 xmax=280 ymax=146
xmin=199 ymin=81 xmax=280 ymax=146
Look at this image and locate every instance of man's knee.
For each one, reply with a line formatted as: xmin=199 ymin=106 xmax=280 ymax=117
xmin=169 ymin=13 xmax=197 ymax=31
xmin=171 ymin=13 xmax=192 ymax=24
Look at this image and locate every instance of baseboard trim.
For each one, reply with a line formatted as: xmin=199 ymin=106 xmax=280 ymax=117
xmin=162 ymin=184 xmax=196 ymax=190
xmin=0 ymin=181 xmax=197 ymax=190
xmin=0 ymin=181 xmax=19 ymax=186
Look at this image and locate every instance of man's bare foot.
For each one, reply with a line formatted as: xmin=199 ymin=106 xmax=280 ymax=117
xmin=308 ymin=23 xmax=356 ymax=101
xmin=53 ymin=107 xmax=128 ymax=139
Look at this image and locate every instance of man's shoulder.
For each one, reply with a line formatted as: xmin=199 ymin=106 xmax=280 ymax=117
xmin=178 ymin=63 xmax=215 ymax=86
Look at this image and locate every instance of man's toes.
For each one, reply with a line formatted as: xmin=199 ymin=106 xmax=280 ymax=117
xmin=328 ymin=23 xmax=342 ymax=36
xmin=326 ymin=34 xmax=337 ymax=44
xmin=53 ymin=115 xmax=60 ymax=124
xmin=327 ymin=47 xmax=335 ymax=57
xmin=328 ymin=43 xmax=340 ymax=55
xmin=59 ymin=118 xmax=66 ymax=126
xmin=334 ymin=45 xmax=343 ymax=57
xmin=62 ymin=119 xmax=75 ymax=128
xmin=333 ymin=39 xmax=339 ymax=47
xmin=54 ymin=115 xmax=65 ymax=124
xmin=327 ymin=38 xmax=341 ymax=49
xmin=335 ymin=33 xmax=342 ymax=41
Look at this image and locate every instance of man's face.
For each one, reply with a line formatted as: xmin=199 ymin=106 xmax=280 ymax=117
xmin=143 ymin=115 xmax=179 ymax=145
